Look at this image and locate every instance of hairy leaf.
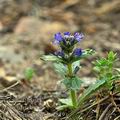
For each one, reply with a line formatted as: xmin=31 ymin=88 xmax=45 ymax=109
xmin=78 ymin=79 xmax=106 ymax=106
xmin=57 ymin=98 xmax=75 ymax=110
xmin=40 ymin=55 xmax=63 ymax=62
xmin=54 ymin=63 xmax=67 ymax=77
xmin=59 ymin=98 xmax=73 ymax=106
xmin=62 ymin=76 xmax=83 ymax=90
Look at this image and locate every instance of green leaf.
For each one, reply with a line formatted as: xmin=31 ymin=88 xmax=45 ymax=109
xmin=81 ymin=49 xmax=95 ymax=56
xmin=105 ymin=81 xmax=113 ymax=90
xmin=40 ymin=55 xmax=63 ymax=62
xmin=94 ymin=58 xmax=108 ymax=66
xmin=93 ymin=66 xmax=100 ymax=72
xmin=72 ymin=61 xmax=80 ymax=69
xmin=71 ymin=77 xmax=83 ymax=90
xmin=78 ymin=79 xmax=106 ymax=106
xmin=59 ymin=98 xmax=73 ymax=106
xmin=56 ymin=104 xmax=70 ymax=110
xmin=108 ymin=51 xmax=117 ymax=61
xmin=24 ymin=67 xmax=35 ymax=81
xmin=72 ymin=61 xmax=80 ymax=74
xmin=62 ymin=76 xmax=83 ymax=90
xmin=57 ymin=98 xmax=74 ymax=110
xmin=100 ymin=58 xmax=108 ymax=66
xmin=110 ymin=75 xmax=120 ymax=81
xmin=62 ymin=78 xmax=71 ymax=89
xmin=54 ymin=63 xmax=67 ymax=76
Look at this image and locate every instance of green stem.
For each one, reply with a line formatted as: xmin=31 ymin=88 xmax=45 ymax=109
xmin=67 ymin=63 xmax=77 ymax=108
xmin=70 ymin=89 xmax=77 ymax=108
xmin=67 ymin=63 xmax=73 ymax=76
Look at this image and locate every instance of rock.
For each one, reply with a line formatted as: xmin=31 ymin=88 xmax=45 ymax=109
xmin=0 ymin=67 xmax=17 ymax=88
xmin=0 ymin=0 xmax=32 ymax=32
xmin=0 ymin=46 xmax=24 ymax=63
xmin=14 ymin=17 xmax=76 ymax=35
xmin=0 ymin=76 xmax=17 ymax=87
xmin=0 ymin=68 xmax=6 ymax=77
xmin=0 ymin=21 xmax=3 ymax=31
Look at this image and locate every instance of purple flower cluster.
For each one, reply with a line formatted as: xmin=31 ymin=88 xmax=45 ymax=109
xmin=53 ymin=32 xmax=84 ymax=58
xmin=53 ymin=32 xmax=84 ymax=45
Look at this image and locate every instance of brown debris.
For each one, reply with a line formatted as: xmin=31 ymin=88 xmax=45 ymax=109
xmin=95 ymin=0 xmax=120 ymax=15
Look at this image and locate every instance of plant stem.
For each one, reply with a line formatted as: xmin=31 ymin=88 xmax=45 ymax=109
xmin=70 ymin=89 xmax=77 ymax=108
xmin=67 ymin=63 xmax=73 ymax=76
xmin=67 ymin=63 xmax=77 ymax=108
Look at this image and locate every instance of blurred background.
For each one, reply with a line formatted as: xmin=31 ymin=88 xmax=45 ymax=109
xmin=0 ymin=0 xmax=120 ymax=90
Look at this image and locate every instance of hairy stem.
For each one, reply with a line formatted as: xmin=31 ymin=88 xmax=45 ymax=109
xmin=70 ymin=89 xmax=77 ymax=108
xmin=67 ymin=63 xmax=77 ymax=108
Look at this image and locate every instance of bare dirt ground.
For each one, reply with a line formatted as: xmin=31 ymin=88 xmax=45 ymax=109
xmin=0 ymin=0 xmax=120 ymax=119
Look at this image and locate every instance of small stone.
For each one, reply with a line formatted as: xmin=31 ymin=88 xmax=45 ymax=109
xmin=43 ymin=99 xmax=55 ymax=109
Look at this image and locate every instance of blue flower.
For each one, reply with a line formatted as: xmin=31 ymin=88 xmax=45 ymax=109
xmin=74 ymin=32 xmax=84 ymax=42
xmin=73 ymin=48 xmax=82 ymax=57
xmin=55 ymin=51 xmax=65 ymax=57
xmin=63 ymin=32 xmax=71 ymax=41
xmin=53 ymin=32 xmax=63 ymax=44
xmin=53 ymin=32 xmax=84 ymax=47
xmin=64 ymin=32 xmax=71 ymax=36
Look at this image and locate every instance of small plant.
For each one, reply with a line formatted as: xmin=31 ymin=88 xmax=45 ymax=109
xmin=41 ymin=32 xmax=120 ymax=113
xmin=93 ymin=51 xmax=119 ymax=91
xmin=24 ymin=67 xmax=35 ymax=81
xmin=77 ymin=51 xmax=120 ymax=106
xmin=41 ymin=32 xmax=94 ymax=109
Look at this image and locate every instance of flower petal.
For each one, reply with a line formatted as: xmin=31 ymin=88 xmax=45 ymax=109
xmin=73 ymin=48 xmax=82 ymax=57
xmin=54 ymin=32 xmax=63 ymax=40
xmin=74 ymin=32 xmax=84 ymax=42
xmin=64 ymin=32 xmax=71 ymax=36
xmin=53 ymin=32 xmax=63 ymax=44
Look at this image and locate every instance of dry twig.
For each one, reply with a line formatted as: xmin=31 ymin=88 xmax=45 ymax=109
xmin=67 ymin=92 xmax=119 ymax=119
xmin=0 ymin=80 xmax=20 ymax=93
xmin=110 ymin=92 xmax=120 ymax=113
xmin=98 ymin=103 xmax=113 ymax=120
